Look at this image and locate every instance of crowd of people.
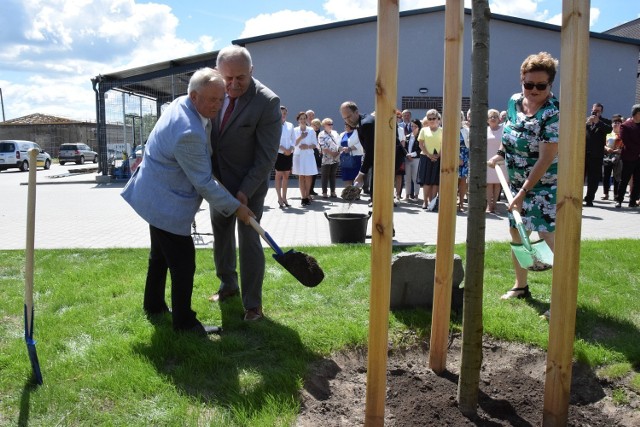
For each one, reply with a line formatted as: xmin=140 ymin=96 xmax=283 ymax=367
xmin=275 ymin=104 xmax=511 ymax=214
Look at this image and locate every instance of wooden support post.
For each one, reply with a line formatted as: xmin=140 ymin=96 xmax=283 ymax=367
xmin=429 ymin=0 xmax=464 ymax=375
xmin=543 ymin=1 xmax=590 ymax=425
xmin=364 ymin=0 xmax=399 ymax=425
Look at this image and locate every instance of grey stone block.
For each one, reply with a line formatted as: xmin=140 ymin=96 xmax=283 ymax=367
xmin=390 ymin=252 xmax=464 ymax=311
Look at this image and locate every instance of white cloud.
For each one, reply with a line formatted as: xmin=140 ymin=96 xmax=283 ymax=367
xmin=323 ymin=0 xmax=377 ymax=21
xmin=2 ymin=75 xmax=97 ymax=121
xmin=589 ymin=8 xmax=601 ymax=28
xmin=0 ymin=0 xmax=216 ymax=120
xmin=489 ymin=0 xmax=550 ymax=21
xmin=322 ymin=1 xmax=473 ymax=21
xmin=239 ymin=10 xmax=332 ymax=39
xmin=471 ymin=1 xmax=606 ymax=30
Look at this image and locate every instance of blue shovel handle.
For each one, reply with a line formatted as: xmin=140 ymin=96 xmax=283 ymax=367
xmin=249 ymin=217 xmax=284 ymax=256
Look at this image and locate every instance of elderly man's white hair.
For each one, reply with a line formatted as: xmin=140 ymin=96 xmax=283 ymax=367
xmin=216 ymin=45 xmax=253 ymax=68
xmin=187 ymin=67 xmax=224 ymax=94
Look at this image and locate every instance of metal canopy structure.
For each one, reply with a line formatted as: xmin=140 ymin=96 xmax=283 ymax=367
xmin=91 ymin=51 xmax=219 ymax=174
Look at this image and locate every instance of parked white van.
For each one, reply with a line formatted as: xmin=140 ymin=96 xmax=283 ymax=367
xmin=0 ymin=140 xmax=52 ymax=172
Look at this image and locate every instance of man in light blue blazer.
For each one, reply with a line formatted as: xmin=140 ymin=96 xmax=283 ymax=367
xmin=122 ymin=68 xmax=254 ymax=335
xmin=209 ymin=46 xmax=281 ymax=321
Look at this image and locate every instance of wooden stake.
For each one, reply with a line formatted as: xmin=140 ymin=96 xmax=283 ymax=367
xmin=543 ymin=1 xmax=590 ymax=425
xmin=364 ymin=1 xmax=399 ymax=425
xmin=25 ymin=148 xmax=38 ymax=334
xmin=429 ymin=0 xmax=464 ymax=375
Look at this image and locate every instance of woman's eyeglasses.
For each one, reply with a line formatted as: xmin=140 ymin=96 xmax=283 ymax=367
xmin=522 ymin=81 xmax=550 ymax=91
xmin=427 ymin=117 xmax=438 ymax=120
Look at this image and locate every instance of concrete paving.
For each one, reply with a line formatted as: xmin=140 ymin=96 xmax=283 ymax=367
xmin=1 ymin=164 xmax=638 ymax=250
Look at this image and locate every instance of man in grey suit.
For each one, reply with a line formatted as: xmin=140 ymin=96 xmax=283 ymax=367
xmin=209 ymin=45 xmax=281 ymax=321
xmin=122 ymin=68 xmax=254 ymax=335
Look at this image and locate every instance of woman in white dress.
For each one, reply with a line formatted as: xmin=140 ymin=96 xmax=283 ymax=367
xmin=292 ymin=111 xmax=319 ymax=206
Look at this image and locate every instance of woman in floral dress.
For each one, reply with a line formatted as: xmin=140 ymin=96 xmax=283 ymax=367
xmin=487 ymin=52 xmax=559 ymax=302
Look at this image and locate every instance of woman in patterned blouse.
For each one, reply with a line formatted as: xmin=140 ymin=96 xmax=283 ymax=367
xmin=487 ymin=52 xmax=559 ymax=302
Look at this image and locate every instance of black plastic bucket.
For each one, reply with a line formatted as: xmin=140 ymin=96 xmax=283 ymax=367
xmin=324 ymin=212 xmax=371 ymax=243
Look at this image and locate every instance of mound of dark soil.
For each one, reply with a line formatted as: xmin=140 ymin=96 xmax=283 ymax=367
xmin=297 ymin=336 xmax=640 ymax=426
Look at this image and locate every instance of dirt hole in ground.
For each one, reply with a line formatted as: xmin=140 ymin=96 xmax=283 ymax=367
xmin=296 ymin=335 xmax=640 ymax=426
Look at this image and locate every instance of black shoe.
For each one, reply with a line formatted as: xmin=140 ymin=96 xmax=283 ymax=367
xmin=630 ymin=202 xmax=638 ymax=208
xmin=615 ymin=202 xmax=622 ymax=208
xmin=176 ymin=323 xmax=222 ymax=336
xmin=584 ymin=201 xmax=594 ymax=207
xmin=309 ymin=191 xmax=318 ymax=196
xmin=144 ymin=307 xmax=171 ymax=324
xmin=500 ymin=285 xmax=532 ymax=300
xmin=144 ymin=305 xmax=171 ymax=317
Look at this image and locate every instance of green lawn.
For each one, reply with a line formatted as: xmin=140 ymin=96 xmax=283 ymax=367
xmin=0 ymin=241 xmax=638 ymax=426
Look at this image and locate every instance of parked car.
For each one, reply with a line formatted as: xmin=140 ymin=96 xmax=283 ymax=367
xmin=0 ymin=140 xmax=52 ymax=172
xmin=59 ymin=143 xmax=98 ymax=165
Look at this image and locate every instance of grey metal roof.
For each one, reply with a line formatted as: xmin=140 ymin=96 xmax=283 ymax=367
xmin=605 ymin=17 xmax=640 ymax=40
xmin=91 ymin=51 xmax=219 ymax=103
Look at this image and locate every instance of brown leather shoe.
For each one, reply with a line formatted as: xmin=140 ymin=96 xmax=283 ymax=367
xmin=243 ymin=307 xmax=263 ymax=321
xmin=208 ymin=288 xmax=239 ymax=302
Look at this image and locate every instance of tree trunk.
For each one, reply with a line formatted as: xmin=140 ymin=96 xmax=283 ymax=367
xmin=457 ymin=0 xmax=490 ymax=417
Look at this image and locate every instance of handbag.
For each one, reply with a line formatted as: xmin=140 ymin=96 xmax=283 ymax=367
xmin=340 ymin=151 xmax=358 ymax=169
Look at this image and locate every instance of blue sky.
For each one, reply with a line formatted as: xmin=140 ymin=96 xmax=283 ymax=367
xmin=0 ymin=0 xmax=637 ymax=121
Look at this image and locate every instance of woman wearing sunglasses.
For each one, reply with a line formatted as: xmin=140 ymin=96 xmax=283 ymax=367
xmin=487 ymin=52 xmax=559 ymax=306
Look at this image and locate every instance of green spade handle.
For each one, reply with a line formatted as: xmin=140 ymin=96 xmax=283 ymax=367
xmin=494 ymin=164 xmax=533 ymax=251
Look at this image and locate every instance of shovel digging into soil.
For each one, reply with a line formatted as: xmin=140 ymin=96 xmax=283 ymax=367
xmin=495 ymin=166 xmax=553 ymax=271
xmin=249 ymin=218 xmax=324 ymax=287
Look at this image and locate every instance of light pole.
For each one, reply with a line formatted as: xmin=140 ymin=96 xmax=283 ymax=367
xmin=0 ymin=88 xmax=5 ymax=121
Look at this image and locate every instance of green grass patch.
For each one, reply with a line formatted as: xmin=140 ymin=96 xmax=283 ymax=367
xmin=611 ymin=388 xmax=630 ymax=406
xmin=630 ymin=374 xmax=640 ymax=393
xmin=597 ymin=363 xmax=632 ymax=380
xmin=0 ymin=240 xmax=639 ymax=425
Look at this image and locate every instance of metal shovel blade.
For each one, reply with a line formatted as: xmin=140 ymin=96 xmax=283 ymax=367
xmin=249 ymin=217 xmax=324 ymax=287
xmin=510 ymin=239 xmax=554 ymax=271
xmin=24 ymin=304 xmax=43 ymax=385
xmin=273 ymin=250 xmax=324 ymax=287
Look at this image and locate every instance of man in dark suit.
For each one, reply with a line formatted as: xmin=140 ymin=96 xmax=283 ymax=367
xmin=209 ymin=45 xmax=281 ymax=321
xmin=121 ymin=68 xmax=254 ymax=335
xmin=340 ymin=101 xmax=375 ymax=189
xmin=584 ymin=102 xmax=612 ymax=207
